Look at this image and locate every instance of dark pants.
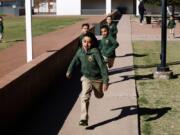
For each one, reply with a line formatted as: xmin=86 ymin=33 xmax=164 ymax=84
xmin=139 ymin=13 xmax=144 ymax=23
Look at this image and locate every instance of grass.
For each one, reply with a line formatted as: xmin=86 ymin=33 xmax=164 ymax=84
xmin=133 ymin=41 xmax=180 ymax=135
xmin=0 ymin=16 xmax=83 ymax=50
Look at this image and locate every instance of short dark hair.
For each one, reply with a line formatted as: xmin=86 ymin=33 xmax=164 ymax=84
xmin=106 ymin=15 xmax=112 ymax=19
xmin=82 ymin=23 xmax=90 ymax=29
xmin=83 ymin=32 xmax=93 ymax=40
xmin=100 ymin=25 xmax=109 ymax=31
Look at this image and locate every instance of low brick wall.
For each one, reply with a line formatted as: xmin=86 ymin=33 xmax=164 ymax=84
xmin=0 ymin=11 xmax=120 ymax=131
xmin=0 ymin=38 xmax=80 ymax=130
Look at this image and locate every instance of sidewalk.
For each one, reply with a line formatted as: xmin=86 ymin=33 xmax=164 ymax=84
xmin=58 ymin=15 xmax=139 ymax=135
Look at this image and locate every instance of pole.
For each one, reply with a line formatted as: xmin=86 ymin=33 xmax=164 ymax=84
xmin=157 ymin=0 xmax=169 ymax=71
xmin=25 ymin=0 xmax=33 ymax=62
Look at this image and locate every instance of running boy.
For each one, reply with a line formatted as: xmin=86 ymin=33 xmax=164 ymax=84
xmin=66 ymin=33 xmax=109 ymax=126
xmin=99 ymin=25 xmax=119 ymax=68
xmin=168 ymin=15 xmax=176 ymax=38
xmin=79 ymin=23 xmax=98 ymax=47
xmin=106 ymin=15 xmax=118 ymax=39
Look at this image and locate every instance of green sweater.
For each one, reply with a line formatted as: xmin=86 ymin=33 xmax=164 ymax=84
xmin=0 ymin=22 xmax=4 ymax=33
xmin=67 ymin=47 xmax=109 ymax=84
xmin=99 ymin=35 xmax=119 ymax=58
xmin=107 ymin=23 xmax=118 ymax=39
xmin=168 ymin=20 xmax=176 ymax=29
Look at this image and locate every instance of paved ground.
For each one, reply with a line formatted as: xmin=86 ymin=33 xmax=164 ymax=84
xmin=131 ymin=16 xmax=180 ymax=41
xmin=0 ymin=15 xmax=105 ymax=79
xmin=58 ymin=15 xmax=138 ymax=135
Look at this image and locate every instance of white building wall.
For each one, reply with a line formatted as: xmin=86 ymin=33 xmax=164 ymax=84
xmin=56 ymin=0 xmax=81 ymax=15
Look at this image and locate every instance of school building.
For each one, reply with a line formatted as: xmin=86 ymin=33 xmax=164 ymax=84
xmin=3 ymin=0 xmax=180 ymax=16
xmin=56 ymin=0 xmax=138 ymax=15
xmin=0 ymin=0 xmax=143 ymax=16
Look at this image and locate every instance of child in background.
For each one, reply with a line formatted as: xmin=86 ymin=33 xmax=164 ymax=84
xmin=79 ymin=23 xmax=98 ymax=47
xmin=168 ymin=15 xmax=176 ymax=38
xmin=0 ymin=16 xmax=4 ymax=42
xmin=99 ymin=25 xmax=119 ymax=68
xmin=106 ymin=15 xmax=118 ymax=39
xmin=66 ymin=33 xmax=109 ymax=126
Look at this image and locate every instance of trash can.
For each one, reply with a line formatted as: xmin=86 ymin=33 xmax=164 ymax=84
xmin=146 ymin=16 xmax=151 ymax=24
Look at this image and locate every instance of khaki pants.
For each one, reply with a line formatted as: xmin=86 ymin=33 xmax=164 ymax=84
xmin=103 ymin=56 xmax=115 ymax=68
xmin=80 ymin=76 xmax=103 ymax=121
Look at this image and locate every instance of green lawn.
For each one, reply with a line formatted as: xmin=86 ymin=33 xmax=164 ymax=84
xmin=0 ymin=16 xmax=83 ymax=50
xmin=133 ymin=41 xmax=180 ymax=135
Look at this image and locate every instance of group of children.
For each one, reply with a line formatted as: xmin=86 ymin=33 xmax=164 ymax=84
xmin=66 ymin=15 xmax=118 ymax=126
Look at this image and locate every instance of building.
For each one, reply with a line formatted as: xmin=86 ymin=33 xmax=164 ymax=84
xmin=0 ymin=0 xmax=25 ymax=16
xmin=56 ymin=0 xmax=138 ymax=15
xmin=3 ymin=0 xmax=178 ymax=16
xmin=0 ymin=0 xmax=141 ymax=16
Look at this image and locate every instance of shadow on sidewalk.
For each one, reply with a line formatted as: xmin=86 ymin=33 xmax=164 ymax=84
xmin=6 ymin=71 xmax=81 ymax=135
xmin=109 ymin=74 xmax=153 ymax=85
xmin=86 ymin=106 xmax=171 ymax=130
xmin=108 ymin=66 xmax=135 ymax=75
xmin=116 ymin=53 xmax=148 ymax=58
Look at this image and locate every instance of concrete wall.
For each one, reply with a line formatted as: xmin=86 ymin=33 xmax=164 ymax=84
xmin=56 ymin=0 xmax=81 ymax=15
xmin=0 ymin=38 xmax=79 ymax=131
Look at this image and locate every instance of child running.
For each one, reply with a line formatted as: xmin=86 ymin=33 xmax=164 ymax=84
xmin=168 ymin=15 xmax=176 ymax=38
xmin=99 ymin=25 xmax=119 ymax=68
xmin=79 ymin=23 xmax=98 ymax=47
xmin=66 ymin=32 xmax=109 ymax=126
xmin=106 ymin=15 xmax=118 ymax=40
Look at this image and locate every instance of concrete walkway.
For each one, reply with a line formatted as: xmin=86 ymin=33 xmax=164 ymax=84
xmin=58 ymin=15 xmax=139 ymax=135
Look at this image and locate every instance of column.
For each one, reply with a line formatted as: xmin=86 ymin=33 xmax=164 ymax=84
xmin=106 ymin=0 xmax=111 ymax=15
xmin=56 ymin=0 xmax=81 ymax=15
xmin=136 ymin=0 xmax=140 ymax=16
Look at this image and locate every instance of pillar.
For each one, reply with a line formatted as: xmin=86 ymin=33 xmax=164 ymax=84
xmin=136 ymin=0 xmax=140 ymax=16
xmin=106 ymin=0 xmax=111 ymax=15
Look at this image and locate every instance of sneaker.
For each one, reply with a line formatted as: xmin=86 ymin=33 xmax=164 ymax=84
xmin=79 ymin=120 xmax=88 ymax=126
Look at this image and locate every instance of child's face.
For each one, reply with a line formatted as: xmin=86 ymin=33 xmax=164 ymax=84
xmin=82 ymin=36 xmax=92 ymax=51
xmin=101 ymin=28 xmax=109 ymax=38
xmin=81 ymin=26 xmax=89 ymax=34
xmin=106 ymin=17 xmax=112 ymax=24
xmin=170 ymin=16 xmax=173 ymax=20
xmin=0 ymin=18 xmax=2 ymax=21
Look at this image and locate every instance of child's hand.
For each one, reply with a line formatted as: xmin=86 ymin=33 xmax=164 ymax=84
xmin=103 ymin=84 xmax=109 ymax=91
xmin=66 ymin=72 xmax=71 ymax=79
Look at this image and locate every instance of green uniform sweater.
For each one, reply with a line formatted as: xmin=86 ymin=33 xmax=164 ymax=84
xmin=0 ymin=22 xmax=4 ymax=33
xmin=67 ymin=47 xmax=109 ymax=84
xmin=107 ymin=23 xmax=118 ymax=39
xmin=99 ymin=35 xmax=119 ymax=58
xmin=168 ymin=20 xmax=176 ymax=29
